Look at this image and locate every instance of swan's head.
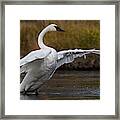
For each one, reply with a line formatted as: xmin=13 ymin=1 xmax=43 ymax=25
xmin=46 ymin=24 xmax=64 ymax=32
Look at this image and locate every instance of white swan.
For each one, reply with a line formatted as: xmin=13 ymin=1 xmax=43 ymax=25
xmin=20 ymin=24 xmax=100 ymax=94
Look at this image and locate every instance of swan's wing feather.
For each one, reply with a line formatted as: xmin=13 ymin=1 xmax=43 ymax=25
xmin=57 ymin=49 xmax=100 ymax=69
xmin=20 ymin=58 xmax=43 ymax=84
xmin=91 ymin=50 xmax=100 ymax=55
xmin=20 ymin=49 xmax=51 ymax=66
xmin=20 ymin=58 xmax=55 ymax=92
xmin=20 ymin=59 xmax=45 ymax=92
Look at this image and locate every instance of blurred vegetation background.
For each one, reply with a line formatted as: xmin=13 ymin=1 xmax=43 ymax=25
xmin=20 ymin=20 xmax=100 ymax=70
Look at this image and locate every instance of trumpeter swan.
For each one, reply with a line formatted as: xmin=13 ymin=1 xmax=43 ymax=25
xmin=20 ymin=24 xmax=99 ymax=94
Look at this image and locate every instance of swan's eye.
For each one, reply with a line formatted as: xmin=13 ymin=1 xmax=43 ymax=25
xmin=54 ymin=26 xmax=64 ymax=32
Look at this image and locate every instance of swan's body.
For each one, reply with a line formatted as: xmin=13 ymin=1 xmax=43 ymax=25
xmin=20 ymin=24 xmax=100 ymax=94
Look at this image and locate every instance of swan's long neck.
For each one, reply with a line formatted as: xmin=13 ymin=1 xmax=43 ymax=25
xmin=38 ymin=27 xmax=49 ymax=49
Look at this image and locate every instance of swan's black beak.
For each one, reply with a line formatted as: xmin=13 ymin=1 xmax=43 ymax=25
xmin=55 ymin=26 xmax=65 ymax=32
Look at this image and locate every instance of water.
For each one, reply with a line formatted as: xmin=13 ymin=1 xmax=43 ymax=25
xmin=20 ymin=70 xmax=100 ymax=100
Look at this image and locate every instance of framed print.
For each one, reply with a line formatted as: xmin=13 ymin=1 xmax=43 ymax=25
xmin=20 ymin=20 xmax=100 ymax=100
xmin=0 ymin=0 xmax=119 ymax=119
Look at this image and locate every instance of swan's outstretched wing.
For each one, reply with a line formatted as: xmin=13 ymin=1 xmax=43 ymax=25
xmin=20 ymin=49 xmax=51 ymax=67
xmin=57 ymin=49 xmax=100 ymax=69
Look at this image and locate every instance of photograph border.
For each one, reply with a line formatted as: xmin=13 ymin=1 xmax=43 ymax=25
xmin=0 ymin=0 xmax=119 ymax=119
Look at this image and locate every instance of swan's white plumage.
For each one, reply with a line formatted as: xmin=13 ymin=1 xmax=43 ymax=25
xmin=56 ymin=49 xmax=99 ymax=69
xmin=20 ymin=24 xmax=100 ymax=93
xmin=20 ymin=49 xmax=51 ymax=66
